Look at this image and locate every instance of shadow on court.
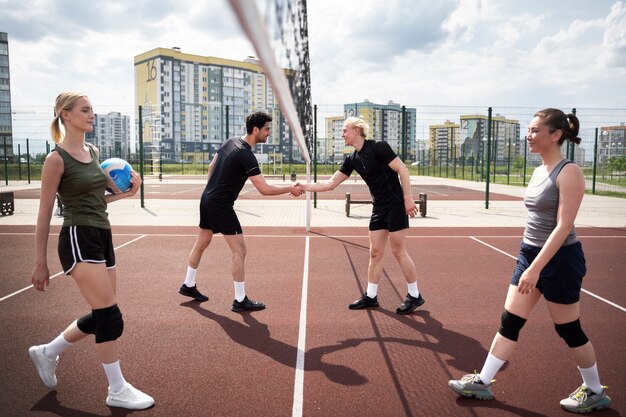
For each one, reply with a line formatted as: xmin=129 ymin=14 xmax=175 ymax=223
xmin=180 ymin=301 xmax=368 ymax=386
xmin=30 ymin=390 xmax=138 ymax=417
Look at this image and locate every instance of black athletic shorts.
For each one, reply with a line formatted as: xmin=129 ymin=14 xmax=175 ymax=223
xmin=511 ymin=241 xmax=586 ymax=304
xmin=58 ymin=226 xmax=116 ymax=274
xmin=199 ymin=196 xmax=242 ymax=235
xmin=369 ymin=202 xmax=409 ymax=232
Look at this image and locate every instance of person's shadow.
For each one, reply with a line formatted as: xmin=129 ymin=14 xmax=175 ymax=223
xmin=181 ymin=301 xmax=367 ymax=385
xmin=344 ymin=309 xmax=491 ymax=372
xmin=31 ymin=390 xmax=137 ymax=416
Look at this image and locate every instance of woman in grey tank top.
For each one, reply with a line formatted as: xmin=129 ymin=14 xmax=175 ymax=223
xmin=449 ymin=109 xmax=612 ymax=413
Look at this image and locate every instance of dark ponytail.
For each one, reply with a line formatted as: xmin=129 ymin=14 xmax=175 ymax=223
xmin=534 ymin=108 xmax=581 ymax=145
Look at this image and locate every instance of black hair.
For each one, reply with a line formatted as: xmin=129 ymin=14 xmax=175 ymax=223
xmin=245 ymin=111 xmax=273 ymax=134
xmin=534 ymin=108 xmax=581 ymax=145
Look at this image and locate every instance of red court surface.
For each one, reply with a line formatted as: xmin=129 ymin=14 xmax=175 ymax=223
xmin=1 ymin=225 xmax=624 ymax=417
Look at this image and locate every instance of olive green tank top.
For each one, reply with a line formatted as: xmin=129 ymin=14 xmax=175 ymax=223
xmin=54 ymin=144 xmax=110 ymax=229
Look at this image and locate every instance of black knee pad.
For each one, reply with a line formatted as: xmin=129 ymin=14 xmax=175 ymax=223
xmin=93 ymin=304 xmax=124 ymax=343
xmin=555 ymin=319 xmax=588 ymax=348
xmin=76 ymin=312 xmax=96 ymax=335
xmin=498 ymin=310 xmax=527 ymax=342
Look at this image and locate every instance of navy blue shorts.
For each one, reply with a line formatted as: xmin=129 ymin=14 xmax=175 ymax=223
xmin=369 ymin=202 xmax=409 ymax=232
xmin=58 ymin=226 xmax=116 ymax=274
xmin=511 ymin=241 xmax=586 ymax=304
xmin=199 ymin=195 xmax=242 ymax=235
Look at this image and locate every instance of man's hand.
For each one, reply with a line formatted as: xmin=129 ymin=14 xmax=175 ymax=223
xmin=290 ymin=183 xmax=304 ymax=197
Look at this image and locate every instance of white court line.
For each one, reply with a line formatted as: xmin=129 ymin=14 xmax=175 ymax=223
xmin=470 ymin=237 xmax=626 ymax=313
xmin=292 ymin=236 xmax=309 ymax=417
xmin=0 ymin=235 xmax=147 ymax=303
xmin=170 ymin=186 xmax=204 ymax=196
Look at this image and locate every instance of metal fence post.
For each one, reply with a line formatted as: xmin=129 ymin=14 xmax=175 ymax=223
xmin=138 ymin=106 xmax=145 ymax=208
xmin=485 ymin=107 xmax=492 ymax=209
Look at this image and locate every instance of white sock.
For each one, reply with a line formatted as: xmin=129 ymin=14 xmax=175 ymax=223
xmin=366 ymin=283 xmax=378 ymax=298
xmin=479 ymin=353 xmax=506 ymax=385
xmin=44 ymin=332 xmax=72 ymax=359
xmin=407 ymin=281 xmax=419 ymax=298
xmin=234 ymin=281 xmax=245 ymax=302
xmin=579 ymin=363 xmax=603 ymax=394
xmin=184 ymin=266 xmax=197 ymax=288
xmin=102 ymin=360 xmax=127 ymax=393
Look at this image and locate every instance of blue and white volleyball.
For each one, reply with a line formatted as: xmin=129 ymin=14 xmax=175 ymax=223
xmin=101 ymin=158 xmax=133 ymax=194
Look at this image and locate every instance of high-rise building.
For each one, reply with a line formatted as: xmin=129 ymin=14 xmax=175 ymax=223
xmin=599 ymin=124 xmax=625 ymax=165
xmin=325 ymin=116 xmax=344 ymax=163
xmin=429 ymin=120 xmax=460 ymax=164
xmin=134 ymin=47 xmax=301 ymax=164
xmin=86 ymin=112 xmax=131 ymax=160
xmin=0 ymin=32 xmax=13 ymax=162
xmin=460 ymin=114 xmax=520 ymax=164
xmin=343 ymin=99 xmax=417 ymax=160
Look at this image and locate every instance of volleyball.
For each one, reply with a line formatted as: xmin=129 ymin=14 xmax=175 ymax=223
xmin=101 ymin=158 xmax=133 ymax=194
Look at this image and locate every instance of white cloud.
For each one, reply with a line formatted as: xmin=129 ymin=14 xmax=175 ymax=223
xmin=2 ymin=0 xmax=625 ymax=112
xmin=600 ymin=1 xmax=626 ymax=68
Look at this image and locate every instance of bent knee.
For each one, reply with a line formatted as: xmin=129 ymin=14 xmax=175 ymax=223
xmin=555 ymin=319 xmax=588 ymax=348
xmin=93 ymin=304 xmax=124 ymax=343
xmin=498 ymin=310 xmax=527 ymax=342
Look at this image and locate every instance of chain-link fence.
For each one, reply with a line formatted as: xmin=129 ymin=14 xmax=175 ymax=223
xmin=2 ymin=104 xmax=625 ymax=213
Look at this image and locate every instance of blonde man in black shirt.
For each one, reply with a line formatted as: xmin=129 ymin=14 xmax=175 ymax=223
xmin=298 ymin=117 xmax=425 ymax=314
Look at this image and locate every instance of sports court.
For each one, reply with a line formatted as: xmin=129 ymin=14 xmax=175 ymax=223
xmin=1 ymin=0 xmax=625 ymax=415
xmin=1 ymin=192 xmax=625 ymax=416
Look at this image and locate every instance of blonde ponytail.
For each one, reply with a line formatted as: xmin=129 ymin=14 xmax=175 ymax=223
xmin=50 ymin=92 xmax=88 ymax=144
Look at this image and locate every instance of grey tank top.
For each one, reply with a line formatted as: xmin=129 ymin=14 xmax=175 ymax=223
xmin=522 ymin=158 xmax=578 ymax=247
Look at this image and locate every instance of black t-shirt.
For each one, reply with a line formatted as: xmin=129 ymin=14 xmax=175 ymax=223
xmin=203 ymin=137 xmax=261 ymax=206
xmin=339 ymin=140 xmax=403 ymax=208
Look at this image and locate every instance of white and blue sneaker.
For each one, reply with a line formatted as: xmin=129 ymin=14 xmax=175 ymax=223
xmin=448 ymin=372 xmax=494 ymax=400
xmin=560 ymin=385 xmax=612 ymax=414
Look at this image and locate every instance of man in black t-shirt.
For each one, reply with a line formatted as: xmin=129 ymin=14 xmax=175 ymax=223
xmin=298 ymin=117 xmax=425 ymax=314
xmin=178 ymin=112 xmax=303 ymax=311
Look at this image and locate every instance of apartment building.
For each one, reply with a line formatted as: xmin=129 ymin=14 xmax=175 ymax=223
xmin=0 ymin=32 xmax=12 ymax=162
xmin=460 ymin=114 xmax=520 ymax=164
xmin=134 ymin=47 xmax=301 ymax=164
xmin=343 ymin=99 xmax=417 ymax=161
xmin=86 ymin=112 xmax=131 ymax=160
xmin=428 ymin=120 xmax=460 ymax=164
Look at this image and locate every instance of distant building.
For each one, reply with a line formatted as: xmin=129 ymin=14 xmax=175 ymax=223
xmin=86 ymin=112 xmax=131 ymax=160
xmin=343 ymin=99 xmax=417 ymax=161
xmin=325 ymin=116 xmax=344 ymax=162
xmin=459 ymin=114 xmax=520 ymax=164
xmin=429 ymin=121 xmax=460 ymax=164
xmin=599 ymin=124 xmax=626 ymax=164
xmin=134 ymin=47 xmax=301 ymax=164
xmin=0 ymin=32 xmax=13 ymax=162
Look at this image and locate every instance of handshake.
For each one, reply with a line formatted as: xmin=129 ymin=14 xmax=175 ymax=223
xmin=289 ymin=182 xmax=306 ymax=197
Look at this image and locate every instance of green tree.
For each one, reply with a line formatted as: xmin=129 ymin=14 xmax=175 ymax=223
xmin=608 ymin=155 xmax=626 ymax=173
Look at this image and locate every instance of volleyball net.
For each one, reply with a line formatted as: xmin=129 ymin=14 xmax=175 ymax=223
xmin=227 ymin=0 xmax=313 ymax=164
xmin=227 ymin=0 xmax=313 ymax=229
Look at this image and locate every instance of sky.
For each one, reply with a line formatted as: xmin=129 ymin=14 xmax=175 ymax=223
xmin=1 ymin=0 xmax=625 ymax=112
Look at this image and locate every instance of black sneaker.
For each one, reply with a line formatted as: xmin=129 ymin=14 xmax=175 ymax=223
xmin=178 ymin=284 xmax=209 ymax=302
xmin=396 ymin=293 xmax=425 ymax=315
xmin=348 ymin=292 xmax=379 ymax=310
xmin=232 ymin=296 xmax=265 ymax=312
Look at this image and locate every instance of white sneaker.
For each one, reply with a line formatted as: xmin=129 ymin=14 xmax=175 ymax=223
xmin=106 ymin=382 xmax=154 ymax=410
xmin=28 ymin=345 xmax=58 ymax=389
